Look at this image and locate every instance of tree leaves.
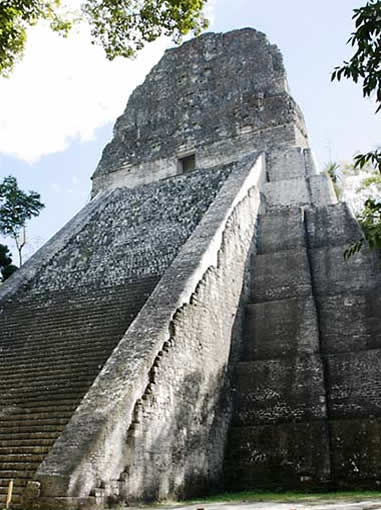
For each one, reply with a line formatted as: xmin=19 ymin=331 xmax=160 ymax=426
xmin=82 ymin=0 xmax=208 ymax=60
xmin=332 ymin=1 xmax=381 ymax=174
xmin=344 ymin=199 xmax=381 ymax=259
xmin=0 ymin=0 xmax=72 ymax=76
xmin=0 ymin=0 xmax=208 ymax=76
xmin=332 ymin=1 xmax=381 ymax=259
xmin=354 ymin=149 xmax=381 ymax=172
xmin=0 ymin=175 xmax=44 ymax=265
xmin=0 ymin=243 xmax=17 ymax=281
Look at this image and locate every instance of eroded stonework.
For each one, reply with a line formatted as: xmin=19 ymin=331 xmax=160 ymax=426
xmin=0 ymin=27 xmax=380 ymax=510
xmin=91 ymin=29 xmax=308 ymax=195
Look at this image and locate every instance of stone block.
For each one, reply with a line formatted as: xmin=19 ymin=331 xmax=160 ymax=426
xmin=244 ymin=296 xmax=319 ymax=359
xmin=266 ymin=146 xmax=307 ymax=181
xmin=262 ymin=178 xmax=310 ymax=208
xmin=308 ymin=175 xmax=337 ymax=206
xmin=330 ymin=418 xmax=381 ymax=486
xmin=318 ymin=292 xmax=381 ymax=353
xmin=251 ymin=249 xmax=312 ymax=302
xmin=306 ymin=203 xmax=363 ymax=248
xmin=309 ymin=245 xmax=380 ymax=295
xmin=225 ymin=421 xmax=331 ymax=490
xmin=92 ymin=29 xmax=308 ymax=194
xmin=233 ymin=355 xmax=327 ymax=425
xmin=303 ymin=148 xmax=320 ymax=177
xmin=256 ymin=208 xmax=306 ymax=254
xmin=326 ymin=350 xmax=381 ymax=418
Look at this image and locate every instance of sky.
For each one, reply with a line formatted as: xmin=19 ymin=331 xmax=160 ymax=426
xmin=0 ymin=0 xmax=379 ymax=262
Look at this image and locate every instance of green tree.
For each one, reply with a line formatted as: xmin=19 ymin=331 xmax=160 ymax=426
xmin=0 ymin=0 xmax=72 ymax=77
xmin=0 ymin=243 xmax=17 ymax=282
xmin=0 ymin=176 xmax=44 ymax=266
xmin=344 ymin=199 xmax=381 ymax=259
xmin=332 ymin=0 xmax=381 ymax=172
xmin=338 ymin=161 xmax=381 ymax=258
xmin=0 ymin=0 xmax=208 ymax=77
xmin=324 ymin=161 xmax=342 ymax=200
xmin=332 ymin=0 xmax=381 ymax=257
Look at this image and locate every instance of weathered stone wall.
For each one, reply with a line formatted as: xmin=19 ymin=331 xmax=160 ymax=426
xmin=28 ymin=154 xmax=264 ymax=508
xmin=306 ymin=204 xmax=381 ymax=487
xmin=24 ymin=165 xmax=232 ymax=294
xmin=2 ymin=25 xmax=380 ymax=508
xmin=225 ymin=203 xmax=331 ymax=490
xmin=121 ymin=188 xmax=261 ymax=502
xmin=225 ymin=149 xmax=381 ymax=490
xmin=0 ymin=163 xmax=234 ymax=508
xmin=91 ymin=29 xmax=308 ymax=195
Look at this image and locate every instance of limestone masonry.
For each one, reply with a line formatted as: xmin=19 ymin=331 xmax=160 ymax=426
xmin=0 ymin=28 xmax=380 ymax=510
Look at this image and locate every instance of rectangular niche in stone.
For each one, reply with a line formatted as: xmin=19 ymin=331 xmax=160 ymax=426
xmin=179 ymin=154 xmax=196 ymax=173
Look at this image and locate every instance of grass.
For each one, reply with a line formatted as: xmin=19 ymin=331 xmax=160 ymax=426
xmin=175 ymin=489 xmax=381 ymax=506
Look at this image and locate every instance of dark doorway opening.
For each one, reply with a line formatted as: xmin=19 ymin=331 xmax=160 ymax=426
xmin=179 ymin=154 xmax=196 ymax=173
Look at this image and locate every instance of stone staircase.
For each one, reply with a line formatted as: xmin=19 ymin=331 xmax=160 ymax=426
xmin=0 ymin=278 xmax=159 ymax=507
xmin=225 ymin=206 xmax=331 ymax=489
xmin=0 ymin=163 xmax=234 ymax=507
xmin=225 ymin=199 xmax=381 ymax=489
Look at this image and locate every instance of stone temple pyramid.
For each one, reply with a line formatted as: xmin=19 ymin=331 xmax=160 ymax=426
xmin=0 ymin=28 xmax=380 ymax=510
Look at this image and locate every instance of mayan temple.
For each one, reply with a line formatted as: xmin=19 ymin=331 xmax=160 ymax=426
xmin=0 ymin=28 xmax=380 ymax=509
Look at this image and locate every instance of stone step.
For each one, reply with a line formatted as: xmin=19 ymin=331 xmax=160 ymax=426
xmin=0 ymin=348 xmax=106 ymax=362
xmin=0 ymin=376 xmax=94 ymax=391
xmin=0 ymin=413 xmax=72 ymax=424
xmin=0 ymin=482 xmax=26 ymax=493
xmin=232 ymin=357 xmax=327 ymax=426
xmin=0 ymin=374 xmax=98 ymax=390
xmin=0 ymin=470 xmax=35 ymax=480
xmin=243 ymin=296 xmax=319 ymax=360
xmin=0 ymin=298 xmax=147 ymax=329
xmin=0 ymin=418 xmax=70 ymax=429
xmin=0 ymin=320 xmax=127 ymax=338
xmin=0 ymin=334 xmax=120 ymax=353
xmin=0 ymin=313 xmax=127 ymax=331
xmin=249 ymin=248 xmax=312 ymax=303
xmin=256 ymin=207 xmax=306 ymax=254
xmin=0 ymin=399 xmax=80 ymax=411
xmin=1 ymin=287 xmax=151 ymax=312
xmin=0 ymin=439 xmax=55 ymax=448
xmin=1 ymin=389 xmax=87 ymax=404
xmin=0 ymin=424 xmax=65 ymax=434
xmin=224 ymin=422 xmax=331 ymax=491
xmin=0 ymin=492 xmax=22 ymax=506
xmin=0 ymin=404 xmax=76 ymax=416
xmin=2 ymin=399 xmax=80 ymax=409
xmin=0 ymin=446 xmax=50 ymax=455
xmin=1 ymin=283 xmax=156 ymax=318
xmin=0 ymin=352 xmax=110 ymax=372
xmin=0 ymin=430 xmax=61 ymax=446
xmin=0 ymin=348 xmax=115 ymax=368
xmin=0 ymin=370 xmax=98 ymax=386
xmin=0 ymin=454 xmax=45 ymax=463
xmin=305 ymin=202 xmax=363 ymax=249
xmin=0 ymin=461 xmax=41 ymax=471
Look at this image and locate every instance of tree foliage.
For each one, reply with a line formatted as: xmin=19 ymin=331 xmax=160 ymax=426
xmin=332 ymin=0 xmax=381 ymax=258
xmin=332 ymin=0 xmax=381 ymax=172
xmin=0 ymin=243 xmax=17 ymax=281
xmin=344 ymin=199 xmax=381 ymax=259
xmin=0 ymin=0 xmax=208 ymax=76
xmin=0 ymin=0 xmax=72 ymax=77
xmin=324 ymin=161 xmax=342 ymax=199
xmin=0 ymin=176 xmax=44 ymax=266
xmin=83 ymin=0 xmax=208 ymax=60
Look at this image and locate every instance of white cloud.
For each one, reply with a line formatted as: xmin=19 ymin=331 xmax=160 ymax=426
xmin=204 ymin=0 xmax=217 ymax=27
xmin=0 ymin=0 xmax=216 ymax=163
xmin=0 ymin=18 xmax=170 ymax=162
